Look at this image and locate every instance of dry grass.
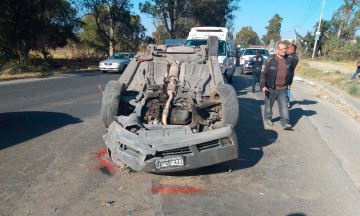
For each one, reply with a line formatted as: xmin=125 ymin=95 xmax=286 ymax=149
xmin=296 ymin=61 xmax=360 ymax=98
xmin=0 ymin=71 xmax=47 ymax=81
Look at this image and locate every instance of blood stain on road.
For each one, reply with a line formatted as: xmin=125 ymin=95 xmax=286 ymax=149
xmin=150 ymin=186 xmax=202 ymax=194
xmin=93 ymin=148 xmax=115 ymax=175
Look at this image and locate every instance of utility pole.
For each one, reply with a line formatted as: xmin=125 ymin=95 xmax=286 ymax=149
xmin=312 ymin=0 xmax=326 ymax=60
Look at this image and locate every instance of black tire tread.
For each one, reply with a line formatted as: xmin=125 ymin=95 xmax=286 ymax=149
xmin=101 ymin=80 xmax=123 ymax=128
xmin=216 ymin=84 xmax=239 ymax=126
xmin=207 ymin=36 xmax=219 ymax=57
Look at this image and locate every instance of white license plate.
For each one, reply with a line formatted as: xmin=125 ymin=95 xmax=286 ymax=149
xmin=155 ymin=156 xmax=184 ymax=169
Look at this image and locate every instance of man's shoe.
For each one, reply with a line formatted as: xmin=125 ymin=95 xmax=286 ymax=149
xmin=282 ymin=123 xmax=291 ymax=130
xmin=264 ymin=120 xmax=273 ymax=127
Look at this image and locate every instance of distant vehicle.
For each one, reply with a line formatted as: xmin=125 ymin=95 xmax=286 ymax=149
xmin=99 ymin=52 xmax=135 ymax=73
xmin=184 ymin=27 xmax=236 ymax=83
xmin=164 ymin=39 xmax=186 ymax=46
xmin=235 ymin=48 xmax=246 ymax=66
xmin=239 ymin=48 xmax=270 ymax=74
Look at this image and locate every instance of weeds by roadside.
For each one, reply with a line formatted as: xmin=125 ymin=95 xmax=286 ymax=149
xmin=0 ymin=58 xmax=99 ymax=81
xmin=296 ymin=61 xmax=360 ymax=98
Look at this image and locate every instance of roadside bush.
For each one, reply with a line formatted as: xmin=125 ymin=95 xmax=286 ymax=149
xmin=322 ymin=37 xmax=360 ymax=61
xmin=347 ymin=82 xmax=360 ymax=95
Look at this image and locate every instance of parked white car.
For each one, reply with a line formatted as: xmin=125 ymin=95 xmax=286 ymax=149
xmin=99 ymin=52 xmax=135 ymax=73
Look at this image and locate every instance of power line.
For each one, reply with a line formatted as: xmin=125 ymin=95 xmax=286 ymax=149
xmin=298 ymin=0 xmax=322 ymax=27
xmin=296 ymin=0 xmax=316 ymax=26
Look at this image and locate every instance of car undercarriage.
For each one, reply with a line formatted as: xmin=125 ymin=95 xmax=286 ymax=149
xmin=101 ymin=36 xmax=239 ymax=172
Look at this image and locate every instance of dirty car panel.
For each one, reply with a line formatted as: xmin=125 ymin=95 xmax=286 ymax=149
xmin=101 ymin=37 xmax=239 ymax=173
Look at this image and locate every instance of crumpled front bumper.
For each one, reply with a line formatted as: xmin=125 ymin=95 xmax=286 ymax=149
xmin=103 ymin=121 xmax=239 ymax=173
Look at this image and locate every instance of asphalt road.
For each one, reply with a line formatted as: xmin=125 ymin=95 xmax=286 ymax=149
xmin=1 ymin=69 xmax=360 ymax=216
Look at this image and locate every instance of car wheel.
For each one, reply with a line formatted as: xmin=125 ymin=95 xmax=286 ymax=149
xmin=207 ymin=36 xmax=219 ymax=57
xmin=228 ymin=75 xmax=233 ymax=84
xmin=213 ymin=84 xmax=239 ymax=127
xmin=122 ymin=64 xmax=127 ymax=73
xmin=101 ymin=80 xmax=124 ymax=128
xmin=222 ymin=71 xmax=229 ymax=83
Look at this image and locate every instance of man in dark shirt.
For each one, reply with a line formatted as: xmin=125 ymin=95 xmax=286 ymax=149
xmin=250 ymin=50 xmax=264 ymax=92
xmin=260 ymin=41 xmax=293 ymax=130
xmin=286 ymin=44 xmax=299 ymax=108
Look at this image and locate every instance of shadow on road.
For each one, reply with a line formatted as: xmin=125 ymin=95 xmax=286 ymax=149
xmin=0 ymin=111 xmax=82 ymax=150
xmin=293 ymin=99 xmax=317 ymax=106
xmin=289 ymin=108 xmax=317 ymax=126
xmin=272 ymin=99 xmax=317 ymax=126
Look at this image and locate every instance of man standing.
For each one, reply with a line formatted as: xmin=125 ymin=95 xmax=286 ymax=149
xmin=286 ymin=44 xmax=299 ymax=108
xmin=250 ymin=50 xmax=264 ymax=92
xmin=260 ymin=41 xmax=293 ymax=130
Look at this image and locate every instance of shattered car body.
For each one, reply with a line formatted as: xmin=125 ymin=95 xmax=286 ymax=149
xmin=101 ymin=36 xmax=239 ymax=173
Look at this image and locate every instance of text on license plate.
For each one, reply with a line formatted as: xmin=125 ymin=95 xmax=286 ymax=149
xmin=155 ymin=156 xmax=184 ymax=169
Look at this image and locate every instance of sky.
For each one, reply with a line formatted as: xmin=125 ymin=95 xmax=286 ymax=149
xmin=132 ymin=0 xmax=344 ymax=39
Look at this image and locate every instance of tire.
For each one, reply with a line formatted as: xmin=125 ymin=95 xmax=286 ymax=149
xmin=101 ymin=80 xmax=124 ymax=128
xmin=207 ymin=36 xmax=219 ymax=57
xmin=122 ymin=64 xmax=127 ymax=73
xmin=228 ymin=75 xmax=233 ymax=84
xmin=213 ymin=84 xmax=239 ymax=127
xmin=223 ymin=72 xmax=229 ymax=83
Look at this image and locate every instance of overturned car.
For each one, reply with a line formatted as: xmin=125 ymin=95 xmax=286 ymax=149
xmin=101 ymin=36 xmax=239 ymax=173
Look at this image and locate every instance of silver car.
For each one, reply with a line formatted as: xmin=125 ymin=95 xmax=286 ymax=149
xmin=99 ymin=52 xmax=135 ymax=73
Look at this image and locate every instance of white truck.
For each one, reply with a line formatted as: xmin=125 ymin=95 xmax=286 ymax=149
xmin=184 ymin=27 xmax=236 ymax=83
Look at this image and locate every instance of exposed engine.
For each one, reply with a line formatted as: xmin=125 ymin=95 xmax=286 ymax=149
xmin=141 ymin=63 xmax=197 ymax=128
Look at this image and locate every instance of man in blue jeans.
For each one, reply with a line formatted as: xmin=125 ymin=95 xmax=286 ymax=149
xmin=260 ymin=41 xmax=294 ymax=130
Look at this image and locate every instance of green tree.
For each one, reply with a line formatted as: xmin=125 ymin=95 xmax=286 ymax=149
xmin=78 ymin=15 xmax=109 ymax=54
xmin=139 ymin=0 xmax=240 ymax=40
xmin=190 ymin=0 xmax=239 ymax=29
xmin=330 ymin=0 xmax=360 ymax=40
xmin=235 ymin=26 xmax=261 ymax=47
xmin=262 ymin=14 xmax=283 ymax=45
xmin=295 ymin=31 xmax=314 ymax=57
xmin=314 ymin=20 xmax=331 ymax=56
xmin=0 ymin=0 xmax=80 ymax=63
xmin=76 ymin=0 xmax=145 ymax=56
xmin=139 ymin=0 xmax=189 ymax=39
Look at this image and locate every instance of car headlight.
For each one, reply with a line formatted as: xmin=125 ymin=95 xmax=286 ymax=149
xmin=112 ymin=63 xmax=118 ymax=66
xmin=219 ymin=63 xmax=224 ymax=69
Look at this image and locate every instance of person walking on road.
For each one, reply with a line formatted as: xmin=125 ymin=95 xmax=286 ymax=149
xmin=260 ymin=41 xmax=294 ymax=130
xmin=286 ymin=44 xmax=299 ymax=108
xmin=250 ymin=50 xmax=264 ymax=93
